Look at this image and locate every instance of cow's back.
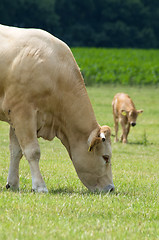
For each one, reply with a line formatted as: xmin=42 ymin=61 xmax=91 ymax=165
xmin=0 ymin=24 xmax=85 ymax=108
xmin=0 ymin=25 xmax=96 ymax=136
xmin=112 ymin=93 xmax=135 ymax=114
xmin=0 ymin=24 xmax=79 ymax=87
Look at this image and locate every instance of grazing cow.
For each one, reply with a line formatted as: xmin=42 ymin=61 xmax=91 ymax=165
xmin=0 ymin=24 xmax=114 ymax=193
xmin=112 ymin=93 xmax=143 ymax=143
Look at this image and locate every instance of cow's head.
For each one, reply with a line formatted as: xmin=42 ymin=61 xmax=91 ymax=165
xmin=121 ymin=109 xmax=143 ymax=127
xmin=71 ymin=125 xmax=114 ymax=193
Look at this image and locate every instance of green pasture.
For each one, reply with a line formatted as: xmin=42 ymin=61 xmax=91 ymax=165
xmin=72 ymin=48 xmax=159 ymax=85
xmin=0 ymin=85 xmax=158 ymax=240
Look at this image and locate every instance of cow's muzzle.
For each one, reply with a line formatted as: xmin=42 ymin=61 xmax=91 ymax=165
xmin=102 ymin=184 xmax=115 ymax=193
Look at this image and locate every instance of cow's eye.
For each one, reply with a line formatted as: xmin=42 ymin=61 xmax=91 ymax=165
xmin=102 ymin=155 xmax=110 ymax=164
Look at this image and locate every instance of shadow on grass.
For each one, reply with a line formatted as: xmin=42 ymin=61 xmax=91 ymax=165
xmin=128 ymin=141 xmax=153 ymax=146
xmin=113 ymin=140 xmax=154 ymax=146
xmin=49 ymin=187 xmax=116 ymax=196
xmin=0 ymin=184 xmax=116 ymax=195
xmin=112 ymin=132 xmax=155 ymax=146
xmin=0 ymin=186 xmax=135 ymax=197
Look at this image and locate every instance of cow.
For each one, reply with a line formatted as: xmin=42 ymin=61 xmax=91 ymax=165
xmin=0 ymin=24 xmax=114 ymax=193
xmin=112 ymin=93 xmax=143 ymax=143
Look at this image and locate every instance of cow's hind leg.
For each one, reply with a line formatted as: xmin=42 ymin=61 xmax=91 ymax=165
xmin=112 ymin=104 xmax=119 ymax=142
xmin=6 ymin=107 xmax=48 ymax=193
xmin=6 ymin=126 xmax=23 ymax=190
xmin=114 ymin=117 xmax=119 ymax=142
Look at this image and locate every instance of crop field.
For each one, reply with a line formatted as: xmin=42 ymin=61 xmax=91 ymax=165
xmin=72 ymin=48 xmax=159 ymax=85
xmin=0 ymin=84 xmax=158 ymax=240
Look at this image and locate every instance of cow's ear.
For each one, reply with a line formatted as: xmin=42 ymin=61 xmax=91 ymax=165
xmin=137 ymin=109 xmax=143 ymax=114
xmin=88 ymin=126 xmax=111 ymax=152
xmin=88 ymin=137 xmax=102 ymax=152
xmin=121 ymin=110 xmax=128 ymax=116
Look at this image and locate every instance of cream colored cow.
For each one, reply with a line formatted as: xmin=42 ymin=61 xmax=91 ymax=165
xmin=0 ymin=24 xmax=114 ymax=193
xmin=112 ymin=93 xmax=143 ymax=143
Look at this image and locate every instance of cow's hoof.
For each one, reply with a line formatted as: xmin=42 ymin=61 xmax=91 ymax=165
xmin=6 ymin=182 xmax=19 ymax=191
xmin=6 ymin=183 xmax=10 ymax=189
xmin=31 ymin=186 xmax=48 ymax=193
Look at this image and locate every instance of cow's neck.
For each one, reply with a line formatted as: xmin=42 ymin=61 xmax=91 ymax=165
xmin=54 ymin=83 xmax=99 ymax=158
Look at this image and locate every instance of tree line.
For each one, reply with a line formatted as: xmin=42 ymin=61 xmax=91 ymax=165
xmin=0 ymin=0 xmax=159 ymax=48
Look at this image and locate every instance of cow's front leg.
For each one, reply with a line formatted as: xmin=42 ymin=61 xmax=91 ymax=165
xmin=120 ymin=133 xmax=123 ymax=142
xmin=5 ymin=105 xmax=48 ymax=193
xmin=125 ymin=123 xmax=130 ymax=140
xmin=120 ymin=121 xmax=127 ymax=143
xmin=23 ymin=141 xmax=48 ymax=193
xmin=6 ymin=126 xmax=23 ymax=190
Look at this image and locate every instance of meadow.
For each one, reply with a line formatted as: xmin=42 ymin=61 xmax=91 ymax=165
xmin=72 ymin=48 xmax=159 ymax=85
xmin=0 ymin=84 xmax=158 ymax=240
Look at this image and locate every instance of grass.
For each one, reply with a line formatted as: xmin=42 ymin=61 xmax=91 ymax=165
xmin=0 ymin=85 xmax=159 ymax=240
xmin=72 ymin=48 xmax=159 ymax=85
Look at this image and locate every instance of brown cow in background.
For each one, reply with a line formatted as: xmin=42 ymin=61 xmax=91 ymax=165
xmin=112 ymin=93 xmax=143 ymax=143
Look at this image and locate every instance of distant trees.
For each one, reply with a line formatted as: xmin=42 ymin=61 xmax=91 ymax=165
xmin=0 ymin=0 xmax=159 ymax=48
xmin=0 ymin=0 xmax=59 ymax=31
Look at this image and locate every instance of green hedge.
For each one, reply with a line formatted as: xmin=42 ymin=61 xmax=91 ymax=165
xmin=72 ymin=48 xmax=159 ymax=85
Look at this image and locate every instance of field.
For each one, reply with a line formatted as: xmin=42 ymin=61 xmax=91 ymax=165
xmin=72 ymin=48 xmax=159 ymax=85
xmin=0 ymin=84 xmax=158 ymax=240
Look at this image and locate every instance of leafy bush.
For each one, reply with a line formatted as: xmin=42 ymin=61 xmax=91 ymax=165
xmin=72 ymin=48 xmax=159 ymax=86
